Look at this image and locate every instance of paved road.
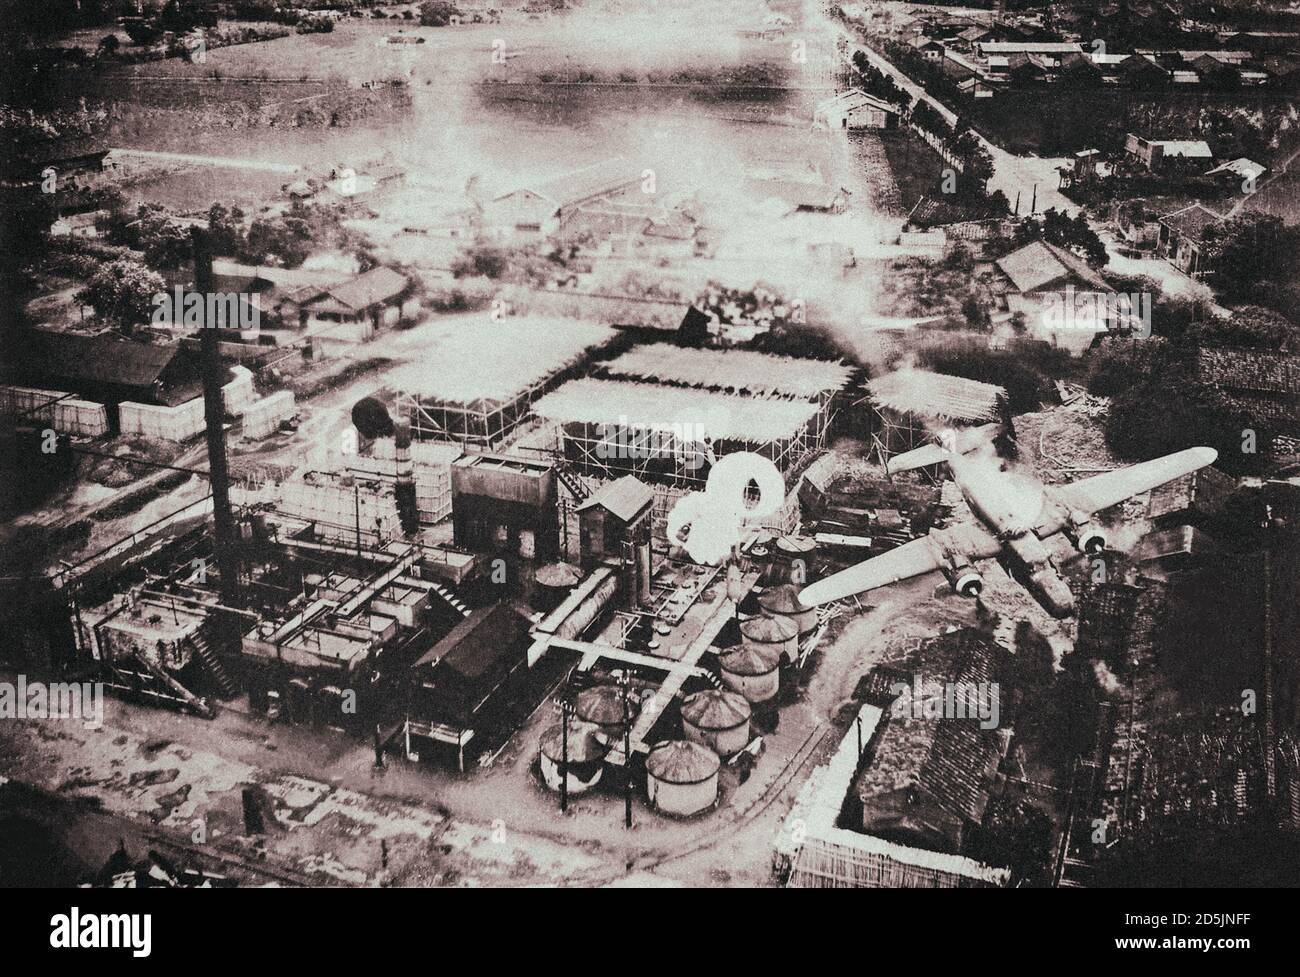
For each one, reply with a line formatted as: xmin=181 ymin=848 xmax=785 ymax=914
xmin=851 ymin=42 xmax=1077 ymax=216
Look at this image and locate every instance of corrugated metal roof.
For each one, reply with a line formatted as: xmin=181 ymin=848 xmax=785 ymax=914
xmin=575 ymin=475 xmax=654 ymax=522
xmin=501 ymin=158 xmax=641 ymax=210
xmin=18 ymin=331 xmax=181 ymax=390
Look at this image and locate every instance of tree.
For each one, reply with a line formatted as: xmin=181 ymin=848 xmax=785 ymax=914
xmin=206 ymin=203 xmax=246 ymax=256
xmin=419 ymin=1 xmax=459 ymax=26
xmin=1105 ymin=367 xmax=1256 ymax=473
xmin=240 ymin=214 xmax=311 ymax=268
xmin=1015 ymin=208 xmax=1108 ymax=267
xmin=1189 ymin=305 xmax=1299 ymax=351
xmin=1201 ymin=214 xmax=1300 ymax=305
xmin=75 ymin=259 xmax=165 ymax=333
xmin=134 ymin=204 xmax=192 ymax=269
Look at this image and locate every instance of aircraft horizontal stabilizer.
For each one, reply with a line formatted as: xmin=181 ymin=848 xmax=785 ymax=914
xmin=885 ymin=443 xmax=951 ymax=475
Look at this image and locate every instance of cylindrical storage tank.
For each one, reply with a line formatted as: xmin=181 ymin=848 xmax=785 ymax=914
xmin=534 ymin=562 xmax=581 ymax=612
xmin=759 ymin=583 xmax=817 ymax=636
xmin=538 ymin=723 xmax=608 ymax=795
xmin=719 ymin=643 xmax=782 ymax=704
xmin=740 ymin=612 xmax=799 ymax=665
xmin=645 ymin=740 xmax=720 ymax=817
xmin=771 ymin=534 xmax=816 ymax=586
xmin=576 ymin=684 xmax=635 ymax=738
xmin=680 ymin=689 xmax=752 ymax=757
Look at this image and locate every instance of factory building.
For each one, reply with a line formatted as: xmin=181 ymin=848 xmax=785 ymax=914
xmin=451 ymin=453 xmax=560 ymax=564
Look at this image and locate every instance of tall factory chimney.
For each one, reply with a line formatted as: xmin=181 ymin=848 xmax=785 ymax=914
xmin=192 ymin=228 xmax=241 ymax=604
xmin=393 ymin=417 xmax=419 ymax=537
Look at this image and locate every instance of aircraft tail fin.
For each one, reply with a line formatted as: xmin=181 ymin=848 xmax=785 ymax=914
xmin=885 ymin=443 xmax=952 ymax=475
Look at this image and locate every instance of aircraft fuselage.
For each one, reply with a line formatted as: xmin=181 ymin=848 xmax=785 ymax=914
xmin=948 ymin=454 xmax=1077 ymax=617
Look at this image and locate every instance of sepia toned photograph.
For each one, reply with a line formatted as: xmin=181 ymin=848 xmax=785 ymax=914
xmin=1 ymin=0 xmax=1297 ymax=932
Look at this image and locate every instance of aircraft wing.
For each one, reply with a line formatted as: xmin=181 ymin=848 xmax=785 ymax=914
xmin=1046 ymin=447 xmax=1218 ymax=518
xmin=798 ymin=522 xmax=1000 ymax=607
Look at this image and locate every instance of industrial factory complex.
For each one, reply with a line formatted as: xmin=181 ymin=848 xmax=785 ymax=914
xmin=3 ymin=0 xmax=1298 ymax=918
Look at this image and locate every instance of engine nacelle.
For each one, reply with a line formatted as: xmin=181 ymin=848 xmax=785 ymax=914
xmin=942 ymin=565 xmax=985 ymax=598
xmin=1064 ymin=512 xmax=1106 ymax=555
xmin=1075 ymin=528 xmax=1106 ymax=555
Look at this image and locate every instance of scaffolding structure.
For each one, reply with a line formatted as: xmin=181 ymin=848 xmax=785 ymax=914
xmin=530 ymin=378 xmax=830 ymax=491
xmin=392 ymin=316 xmax=616 ymax=450
xmin=864 ymin=369 xmax=1008 ymax=464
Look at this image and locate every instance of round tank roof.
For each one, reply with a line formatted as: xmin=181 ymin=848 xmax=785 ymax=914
xmin=776 ymin=535 xmax=816 ymax=555
xmin=646 ymin=740 xmax=720 ymax=784
xmin=740 ymin=613 xmax=798 ymax=643
xmin=536 ymin=562 xmax=582 ymax=588
xmin=681 ymin=689 xmax=751 ymax=731
xmin=720 ymin=643 xmax=782 ymax=676
xmin=539 ymin=723 xmax=608 ymax=764
xmin=576 ymin=685 xmax=627 ymax=726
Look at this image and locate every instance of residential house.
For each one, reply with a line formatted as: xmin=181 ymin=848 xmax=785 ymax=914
xmin=745 ymin=178 xmax=849 ymax=215
xmin=1125 ymin=134 xmax=1214 ymax=174
xmin=1157 ymin=203 xmax=1224 ymax=277
xmin=1205 ymin=158 xmax=1266 ymax=190
xmin=994 ymin=239 xmax=1117 ymax=354
xmin=1188 ymin=53 xmax=1242 ymax=87
xmin=850 ymin=629 xmax=1009 ymax=854
xmin=1006 ymin=52 xmax=1052 ymax=85
xmin=1115 ymin=53 xmax=1171 ymax=88
xmin=1193 ymin=347 xmax=1300 ymax=438
xmin=291 ymin=266 xmax=412 ymax=342
xmin=50 ymin=210 xmax=108 ymax=239
xmin=909 ymin=36 xmax=947 ymax=61
xmin=1148 ymin=465 xmax=1235 ymax=528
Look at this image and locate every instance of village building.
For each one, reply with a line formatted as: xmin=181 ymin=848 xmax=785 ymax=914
xmin=1157 ymin=202 xmax=1225 ymax=278
xmin=1193 ymin=347 xmax=1300 ymax=439
xmin=487 ymin=158 xmax=646 ymax=237
xmin=851 ymin=629 xmax=1010 ymax=853
xmin=1124 ymin=134 xmax=1215 ymax=174
xmin=993 ymin=239 xmax=1117 ymax=353
xmin=290 ymin=266 xmax=412 ymax=343
xmin=813 ymin=89 xmax=901 ymax=130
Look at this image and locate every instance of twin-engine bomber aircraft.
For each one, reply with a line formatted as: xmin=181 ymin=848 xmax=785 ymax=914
xmin=798 ymin=428 xmax=1219 ymax=618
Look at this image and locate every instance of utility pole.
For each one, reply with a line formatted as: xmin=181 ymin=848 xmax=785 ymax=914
xmin=560 ymin=696 xmax=570 ymax=814
xmin=1262 ymin=504 xmax=1277 ymax=803
xmin=621 ymin=670 xmax=632 ymax=829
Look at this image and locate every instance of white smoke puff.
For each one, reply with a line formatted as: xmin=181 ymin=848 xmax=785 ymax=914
xmin=1092 ymin=659 xmax=1124 ymax=695
xmin=667 ymin=491 xmax=742 ymax=565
